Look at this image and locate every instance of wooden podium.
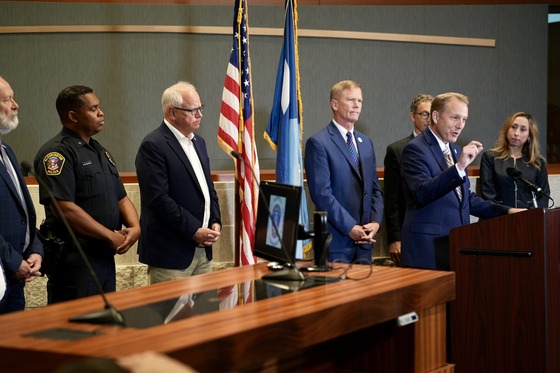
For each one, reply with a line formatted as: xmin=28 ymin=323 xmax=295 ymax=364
xmin=450 ymin=208 xmax=560 ymax=372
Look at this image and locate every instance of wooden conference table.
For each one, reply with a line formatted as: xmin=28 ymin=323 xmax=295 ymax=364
xmin=0 ymin=263 xmax=455 ymax=373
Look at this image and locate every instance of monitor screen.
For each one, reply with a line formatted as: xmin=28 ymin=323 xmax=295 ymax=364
xmin=254 ymin=181 xmax=302 ymax=264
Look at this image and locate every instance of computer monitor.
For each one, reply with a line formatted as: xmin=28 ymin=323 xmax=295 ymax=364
xmin=254 ymin=181 xmax=302 ymax=265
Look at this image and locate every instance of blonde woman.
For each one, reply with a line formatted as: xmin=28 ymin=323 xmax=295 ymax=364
xmin=480 ymin=112 xmax=550 ymax=208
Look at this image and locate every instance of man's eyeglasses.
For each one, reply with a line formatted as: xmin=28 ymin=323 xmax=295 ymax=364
xmin=414 ymin=111 xmax=430 ymax=119
xmin=173 ymin=105 xmax=204 ymax=116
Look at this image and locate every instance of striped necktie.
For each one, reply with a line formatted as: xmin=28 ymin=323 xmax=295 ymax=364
xmin=443 ymin=146 xmax=463 ymax=202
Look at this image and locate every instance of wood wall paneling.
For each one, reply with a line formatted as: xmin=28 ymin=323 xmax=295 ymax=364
xmin=4 ymin=0 xmax=560 ymax=5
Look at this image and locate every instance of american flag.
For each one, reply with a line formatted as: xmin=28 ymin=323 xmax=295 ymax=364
xmin=218 ymin=0 xmax=259 ymax=267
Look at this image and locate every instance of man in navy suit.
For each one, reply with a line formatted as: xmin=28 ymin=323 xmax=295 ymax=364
xmin=0 ymin=76 xmax=43 ymax=313
xmin=401 ymin=92 xmax=524 ymax=270
xmin=136 ymin=81 xmax=221 ymax=284
xmin=305 ymin=80 xmax=383 ymax=264
xmin=383 ymin=94 xmax=433 ymax=266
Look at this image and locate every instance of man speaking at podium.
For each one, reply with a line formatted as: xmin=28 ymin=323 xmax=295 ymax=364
xmin=401 ymin=92 xmax=524 ymax=270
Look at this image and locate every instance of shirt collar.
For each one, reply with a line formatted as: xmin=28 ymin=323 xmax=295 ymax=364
xmin=164 ymin=119 xmax=195 ymax=142
xmin=332 ymin=119 xmax=353 ymax=139
xmin=428 ymin=127 xmax=448 ymax=152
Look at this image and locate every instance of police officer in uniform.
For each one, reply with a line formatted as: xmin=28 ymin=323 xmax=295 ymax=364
xmin=33 ymin=85 xmax=140 ymax=304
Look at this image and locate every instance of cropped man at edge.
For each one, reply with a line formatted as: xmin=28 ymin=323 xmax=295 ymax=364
xmin=136 ymin=81 xmax=221 ymax=284
xmin=305 ymin=80 xmax=383 ymax=264
xmin=383 ymin=94 xmax=433 ymax=266
xmin=34 ymin=85 xmax=140 ymax=304
xmin=0 ymin=75 xmax=43 ymax=313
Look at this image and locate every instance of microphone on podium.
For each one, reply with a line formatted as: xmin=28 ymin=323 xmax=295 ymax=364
xmin=21 ymin=161 xmax=125 ymax=326
xmin=230 ymin=150 xmax=306 ymax=281
xmin=506 ymin=167 xmax=552 ymax=209
xmin=506 ymin=167 xmax=548 ymax=198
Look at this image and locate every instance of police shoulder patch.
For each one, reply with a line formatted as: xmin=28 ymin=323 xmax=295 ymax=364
xmin=43 ymin=152 xmax=65 ymax=176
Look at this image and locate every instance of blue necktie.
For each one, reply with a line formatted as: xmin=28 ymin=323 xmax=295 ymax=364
xmin=346 ymin=132 xmax=360 ymax=170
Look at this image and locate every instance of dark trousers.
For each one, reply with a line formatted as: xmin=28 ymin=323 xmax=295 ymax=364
xmin=328 ymin=246 xmax=372 ymax=264
xmin=0 ymin=280 xmax=24 ymax=313
xmin=47 ymin=249 xmax=116 ymax=304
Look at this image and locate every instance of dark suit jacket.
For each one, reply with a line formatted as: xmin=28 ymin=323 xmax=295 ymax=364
xmin=383 ymin=133 xmax=414 ymax=244
xmin=304 ymin=121 xmax=383 ymax=254
xmin=400 ymin=129 xmax=507 ymax=270
xmin=0 ymin=142 xmax=43 ymax=277
xmin=135 ymin=123 xmax=221 ymax=270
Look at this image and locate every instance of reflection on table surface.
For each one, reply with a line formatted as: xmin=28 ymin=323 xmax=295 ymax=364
xmin=121 ymin=277 xmax=334 ymax=329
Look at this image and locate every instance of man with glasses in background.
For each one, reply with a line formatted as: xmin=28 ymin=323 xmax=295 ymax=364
xmin=136 ymin=81 xmax=221 ymax=284
xmin=383 ymin=94 xmax=432 ymax=266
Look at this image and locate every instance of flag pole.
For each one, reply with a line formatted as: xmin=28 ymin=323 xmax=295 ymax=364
xmin=218 ymin=0 xmax=259 ymax=268
xmin=233 ymin=1 xmax=243 ymax=268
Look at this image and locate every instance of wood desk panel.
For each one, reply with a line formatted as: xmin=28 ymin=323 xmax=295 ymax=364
xmin=0 ymin=264 xmax=455 ymax=372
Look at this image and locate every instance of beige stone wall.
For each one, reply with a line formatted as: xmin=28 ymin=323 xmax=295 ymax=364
xmin=23 ymin=176 xmax=560 ymax=309
xmin=24 ymin=181 xmax=236 ymax=309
